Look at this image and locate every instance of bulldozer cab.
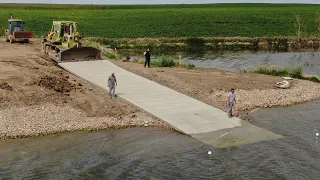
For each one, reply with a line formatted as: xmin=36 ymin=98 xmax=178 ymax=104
xmin=50 ymin=23 xmax=62 ymax=41
xmin=50 ymin=21 xmax=78 ymax=43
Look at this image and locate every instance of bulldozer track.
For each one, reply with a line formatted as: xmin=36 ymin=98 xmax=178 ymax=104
xmin=42 ymin=41 xmax=103 ymax=63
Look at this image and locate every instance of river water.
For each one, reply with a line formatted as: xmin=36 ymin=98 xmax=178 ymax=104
xmin=120 ymin=49 xmax=320 ymax=76
xmin=0 ymin=100 xmax=319 ymax=179
xmin=183 ymin=51 xmax=320 ymax=76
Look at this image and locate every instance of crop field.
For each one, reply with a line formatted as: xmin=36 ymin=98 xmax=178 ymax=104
xmin=0 ymin=3 xmax=320 ymax=38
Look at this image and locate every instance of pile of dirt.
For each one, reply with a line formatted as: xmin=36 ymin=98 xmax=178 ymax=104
xmin=37 ymin=75 xmax=76 ymax=93
xmin=0 ymin=82 xmax=13 ymax=91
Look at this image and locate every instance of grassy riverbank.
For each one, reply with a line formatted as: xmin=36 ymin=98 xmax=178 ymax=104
xmin=91 ymin=36 xmax=320 ymax=52
xmin=1 ymin=3 xmax=320 ymax=38
xmin=250 ymin=65 xmax=320 ymax=83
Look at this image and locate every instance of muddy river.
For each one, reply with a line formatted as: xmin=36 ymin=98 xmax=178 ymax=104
xmin=0 ymin=100 xmax=319 ymax=179
xmin=120 ymin=49 xmax=320 ymax=76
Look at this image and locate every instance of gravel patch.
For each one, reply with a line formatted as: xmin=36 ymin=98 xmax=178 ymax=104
xmin=212 ymin=80 xmax=320 ymax=112
xmin=0 ymin=104 xmax=171 ymax=139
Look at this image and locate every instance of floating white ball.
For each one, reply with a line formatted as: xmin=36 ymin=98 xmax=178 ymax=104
xmin=316 ymin=133 xmax=319 ymax=137
xmin=208 ymin=151 xmax=212 ymax=155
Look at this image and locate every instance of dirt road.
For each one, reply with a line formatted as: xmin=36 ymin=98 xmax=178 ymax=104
xmin=0 ymin=38 xmax=170 ymax=139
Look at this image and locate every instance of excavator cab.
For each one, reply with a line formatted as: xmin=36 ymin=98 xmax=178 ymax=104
xmin=43 ymin=21 xmax=101 ymax=62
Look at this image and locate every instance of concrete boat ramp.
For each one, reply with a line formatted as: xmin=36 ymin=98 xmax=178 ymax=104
xmin=59 ymin=60 xmax=282 ymax=148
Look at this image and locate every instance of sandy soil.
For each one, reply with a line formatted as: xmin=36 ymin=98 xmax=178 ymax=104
xmin=111 ymin=60 xmax=320 ymax=120
xmin=0 ymin=38 xmax=171 ymax=139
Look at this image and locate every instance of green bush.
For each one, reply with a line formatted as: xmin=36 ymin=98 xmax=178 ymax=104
xmin=182 ymin=63 xmax=196 ymax=69
xmin=302 ymin=76 xmax=320 ymax=83
xmin=103 ymin=52 xmax=119 ymax=59
xmin=151 ymin=56 xmax=178 ymax=67
xmin=134 ymin=56 xmax=195 ymax=68
xmin=250 ymin=65 xmax=319 ymax=83
xmin=251 ymin=65 xmax=290 ymax=76
xmin=290 ymin=66 xmax=303 ymax=79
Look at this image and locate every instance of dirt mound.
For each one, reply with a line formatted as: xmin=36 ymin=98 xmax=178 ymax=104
xmin=37 ymin=75 xmax=76 ymax=93
xmin=0 ymin=82 xmax=13 ymax=91
xmin=34 ymin=53 xmax=56 ymax=66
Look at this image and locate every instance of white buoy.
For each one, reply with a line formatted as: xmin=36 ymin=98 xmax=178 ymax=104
xmin=316 ymin=133 xmax=319 ymax=137
xmin=208 ymin=151 xmax=212 ymax=155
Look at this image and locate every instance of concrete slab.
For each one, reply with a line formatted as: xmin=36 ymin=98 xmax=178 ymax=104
xmin=59 ymin=60 xmax=283 ymax=148
xmin=192 ymin=121 xmax=283 ymax=148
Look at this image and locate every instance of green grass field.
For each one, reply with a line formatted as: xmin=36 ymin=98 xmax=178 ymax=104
xmin=1 ymin=3 xmax=320 ymax=38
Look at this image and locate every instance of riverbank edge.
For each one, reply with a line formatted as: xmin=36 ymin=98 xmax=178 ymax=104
xmin=88 ymin=36 xmax=320 ymax=52
xmin=0 ymin=123 xmax=175 ymax=140
xmin=109 ymin=59 xmax=320 ymax=121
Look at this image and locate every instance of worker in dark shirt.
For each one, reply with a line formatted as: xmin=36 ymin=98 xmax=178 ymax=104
xmin=144 ymin=48 xmax=151 ymax=68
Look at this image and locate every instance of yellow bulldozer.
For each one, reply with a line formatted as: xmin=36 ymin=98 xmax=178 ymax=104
xmin=4 ymin=14 xmax=34 ymax=43
xmin=42 ymin=21 xmax=101 ymax=62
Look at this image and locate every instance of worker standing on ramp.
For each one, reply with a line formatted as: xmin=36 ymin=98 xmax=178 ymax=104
xmin=108 ymin=73 xmax=117 ymax=97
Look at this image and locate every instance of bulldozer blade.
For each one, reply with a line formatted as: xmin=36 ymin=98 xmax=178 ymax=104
xmin=13 ymin=31 xmax=34 ymax=39
xmin=60 ymin=47 xmax=102 ymax=62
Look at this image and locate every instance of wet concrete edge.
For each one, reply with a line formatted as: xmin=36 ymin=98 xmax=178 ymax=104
xmin=191 ymin=120 xmax=283 ymax=148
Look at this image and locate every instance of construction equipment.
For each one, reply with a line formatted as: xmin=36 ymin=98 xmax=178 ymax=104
xmin=4 ymin=14 xmax=34 ymax=43
xmin=42 ymin=21 xmax=101 ymax=62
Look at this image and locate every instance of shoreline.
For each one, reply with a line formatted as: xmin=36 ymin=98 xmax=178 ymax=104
xmin=89 ymin=36 xmax=320 ymax=52
xmin=110 ymin=59 xmax=320 ymax=120
xmin=0 ymin=104 xmax=173 ymax=140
